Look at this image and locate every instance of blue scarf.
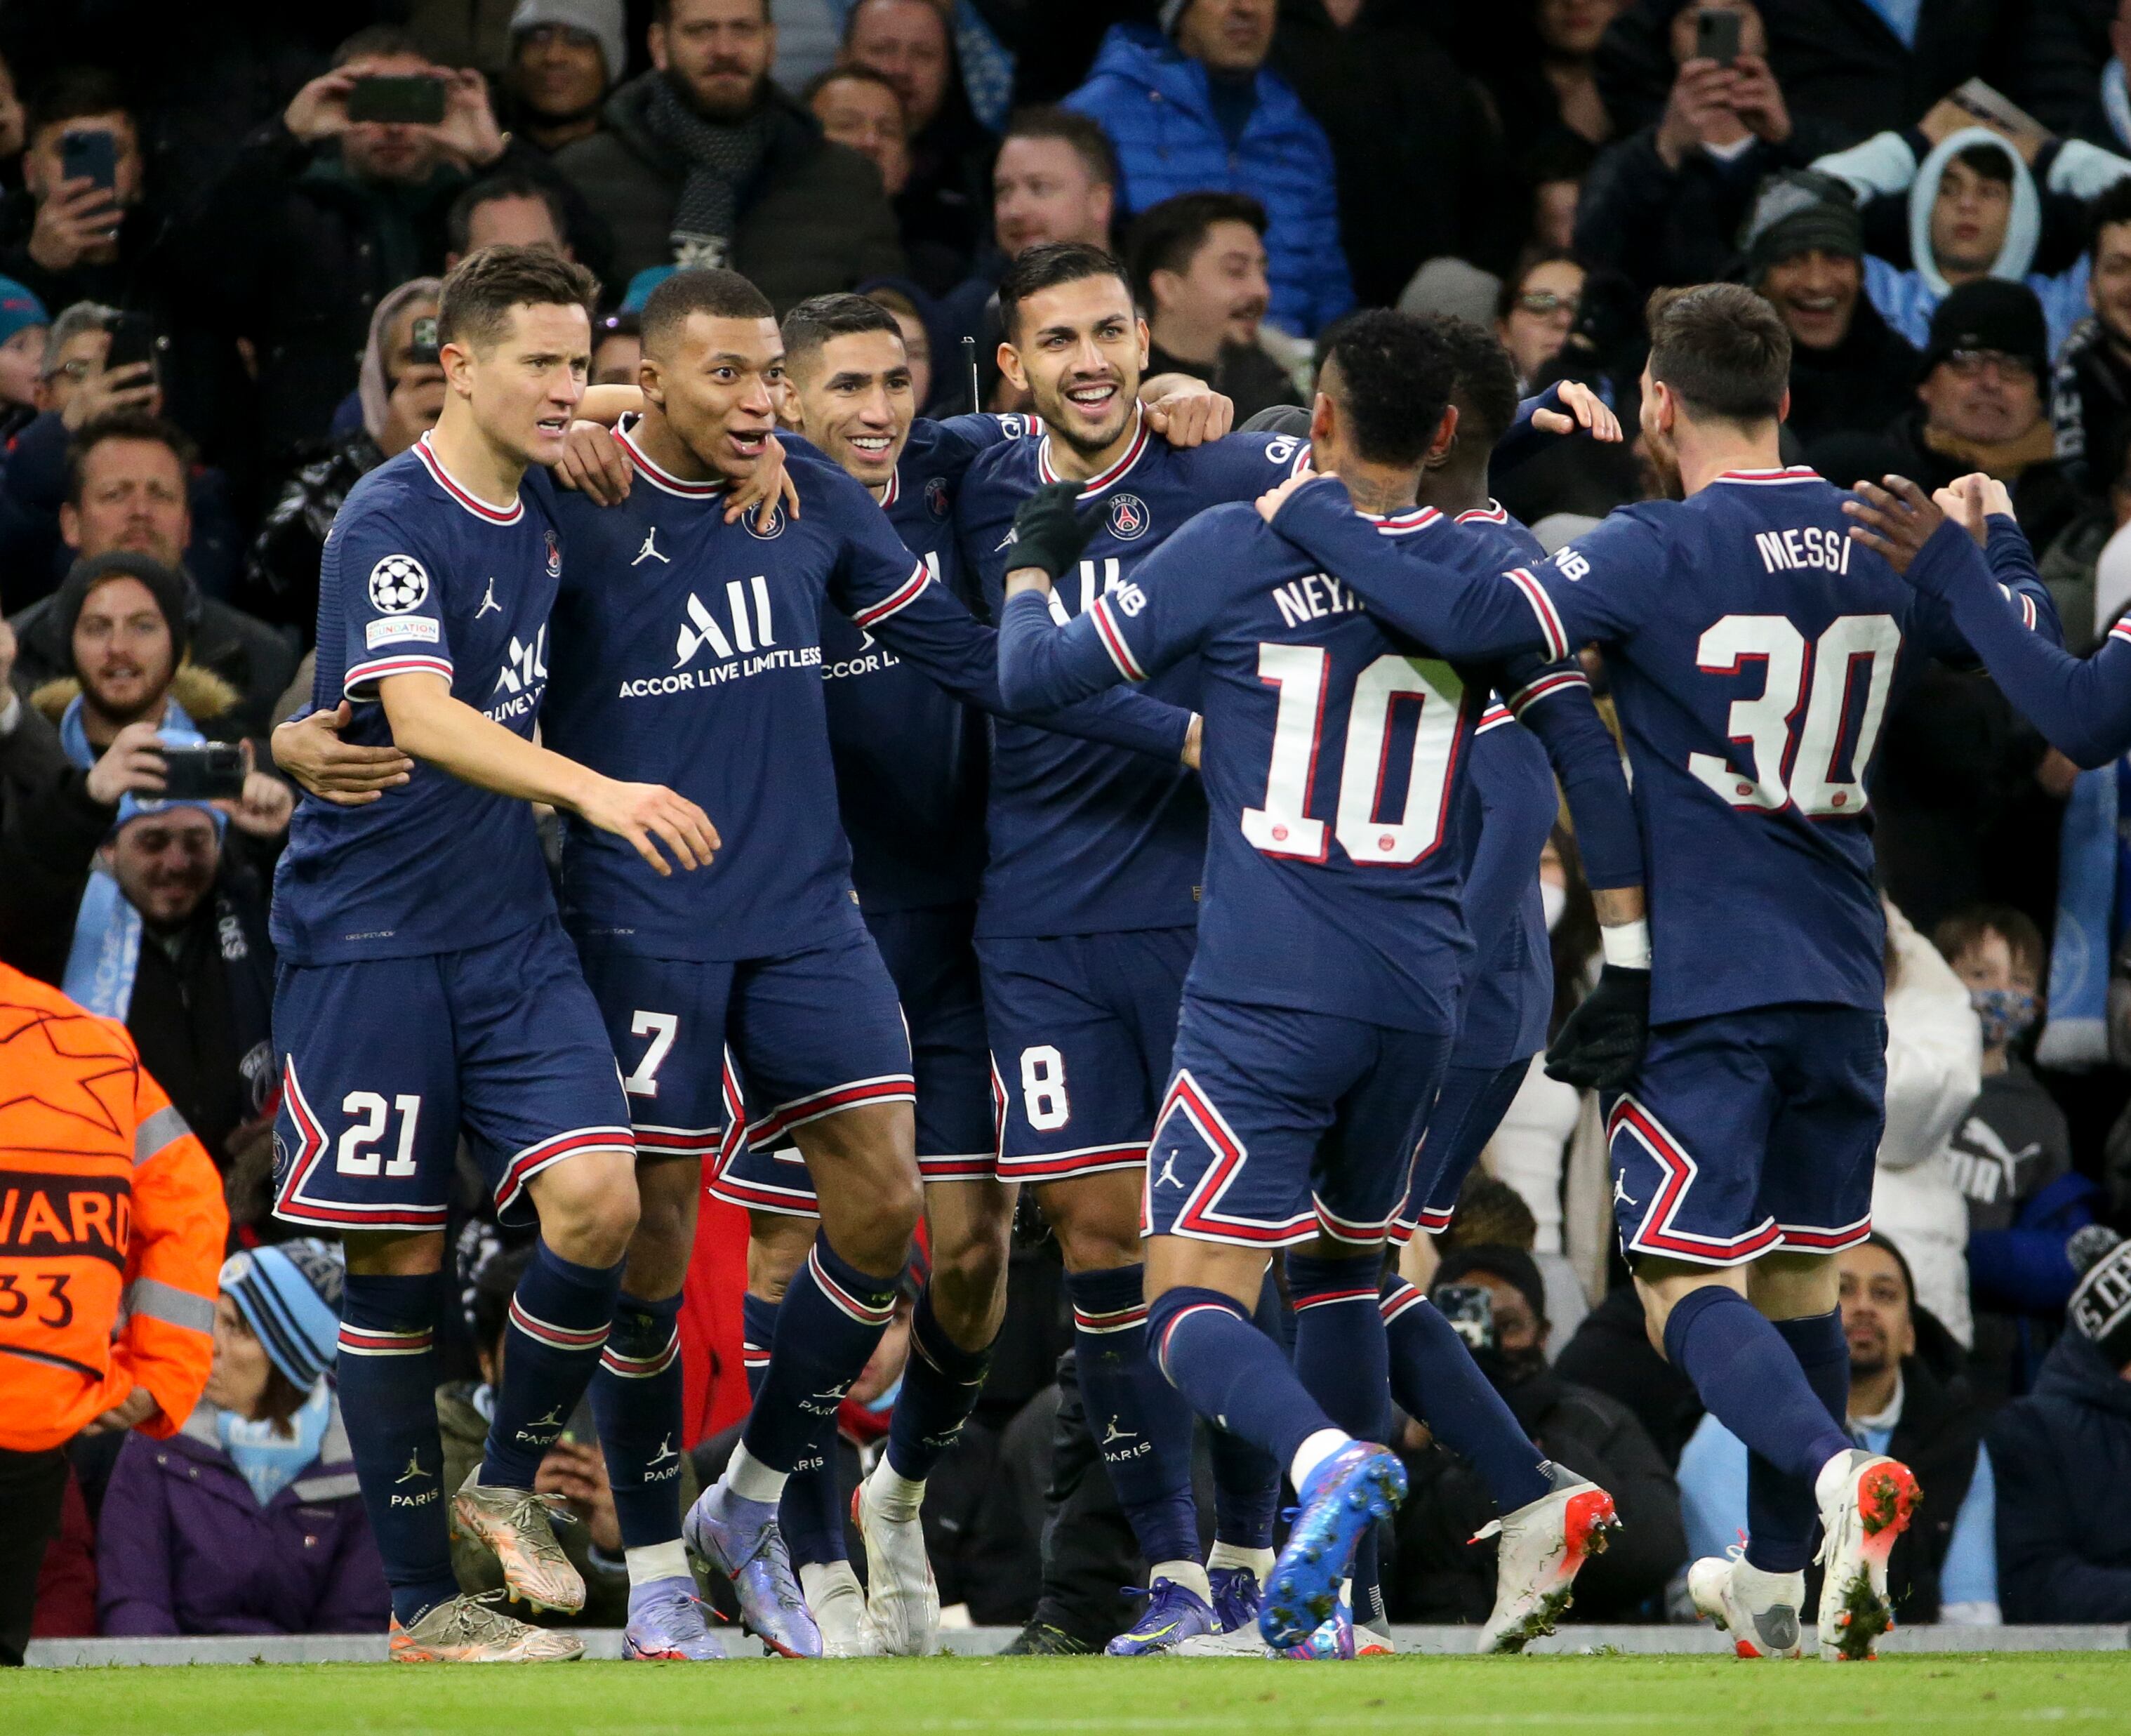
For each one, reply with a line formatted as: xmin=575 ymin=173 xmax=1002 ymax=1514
xmin=217 ymin=1382 xmax=332 ymax=1506
xmin=2038 ymin=761 xmax=2121 ymax=1069
xmin=1857 ymin=0 xmax=1922 ymax=48
xmin=2106 ymin=60 xmax=2131 ymax=153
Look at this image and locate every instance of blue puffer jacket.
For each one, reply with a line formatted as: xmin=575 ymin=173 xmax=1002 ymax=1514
xmin=1063 ymin=26 xmax=1353 ymax=338
xmin=1989 ymin=1330 xmax=2131 ymax=1622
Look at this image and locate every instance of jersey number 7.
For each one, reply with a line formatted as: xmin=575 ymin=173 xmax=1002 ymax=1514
xmin=1243 ymin=644 xmax=1465 ymax=866
xmin=1690 ymin=613 xmax=1900 ymax=816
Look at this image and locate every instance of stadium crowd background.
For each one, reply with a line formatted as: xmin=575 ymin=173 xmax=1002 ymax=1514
xmin=3 ymin=0 xmax=2131 ymax=1659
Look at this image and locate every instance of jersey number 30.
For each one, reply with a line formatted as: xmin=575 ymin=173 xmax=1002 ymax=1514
xmin=1243 ymin=644 xmax=1465 ymax=866
xmin=1691 ymin=613 xmax=1899 ymax=815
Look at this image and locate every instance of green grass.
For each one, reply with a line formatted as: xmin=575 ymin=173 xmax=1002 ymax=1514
xmin=10 ymin=1654 xmax=2130 ymax=1736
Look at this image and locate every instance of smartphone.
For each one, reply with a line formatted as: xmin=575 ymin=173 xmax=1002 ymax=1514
xmin=60 ymin=127 xmax=118 ymax=194
xmin=159 ymin=741 xmax=247 ymax=802
xmin=1695 ymin=6 xmax=1742 ymax=66
xmin=103 ymin=311 xmax=164 ymax=376
xmin=346 ymin=74 xmax=447 ymax=126
xmin=1433 ymin=1284 xmax=1498 ymax=1355
xmin=409 ymin=315 xmax=441 ymax=367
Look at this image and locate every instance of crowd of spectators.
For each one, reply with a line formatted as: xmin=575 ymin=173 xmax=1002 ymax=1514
xmin=6 ymin=0 xmax=2131 ymax=1657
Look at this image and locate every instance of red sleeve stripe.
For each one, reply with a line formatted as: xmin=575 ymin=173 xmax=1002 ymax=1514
xmin=345 ymin=654 xmax=453 ymax=696
xmin=1506 ymin=668 xmax=1589 ymax=715
xmin=2111 ymin=619 xmax=2131 ymax=647
xmin=1090 ymin=594 xmax=1147 ymax=680
xmin=851 ymin=562 xmax=933 ymax=628
xmin=1506 ymin=567 xmax=1569 ymax=661
xmin=1477 ymin=704 xmax=1515 ymax=734
xmin=2020 ymin=591 xmax=2037 ymax=631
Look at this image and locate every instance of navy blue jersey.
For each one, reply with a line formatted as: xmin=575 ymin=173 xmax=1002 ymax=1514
xmin=272 ymin=435 xmax=563 ymax=965
xmin=957 ymin=413 xmax=1313 ymax=937
xmin=818 ymin=413 xmax=1033 ymax=913
xmin=1268 ymin=465 xmax=2062 ymax=1024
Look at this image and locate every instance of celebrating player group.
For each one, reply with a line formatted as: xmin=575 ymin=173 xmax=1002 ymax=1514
xmin=265 ymin=237 xmax=2069 ymax=1667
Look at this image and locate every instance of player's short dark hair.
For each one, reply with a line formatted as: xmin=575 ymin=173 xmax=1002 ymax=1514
xmin=27 ymin=67 xmax=133 ymax=143
xmin=1952 ymin=141 xmax=2017 ymax=187
xmin=640 ymin=267 xmax=777 ymax=359
xmin=2089 ymin=177 xmax=2131 ymax=256
xmin=1933 ymin=902 xmax=2046 ymax=984
xmin=1644 ymin=283 xmax=1791 ymax=424
xmin=1317 ymin=309 xmax=1455 ymax=470
xmin=782 ymin=292 xmax=904 ymax=372
xmin=66 ymin=409 xmax=197 ymax=509
xmin=998 ymin=241 xmax=1133 ymax=339
xmin=438 ymin=244 xmax=600 ymax=351
xmin=445 ymin=173 xmax=571 ymax=258
xmin=801 ymin=62 xmax=905 ymax=117
xmin=331 ymin=23 xmax=429 ymax=67
xmin=1002 ymin=105 xmax=1119 ymax=192
xmin=1418 ymin=314 xmax=1521 ymax=451
xmin=1127 ymin=192 xmax=1266 ymax=310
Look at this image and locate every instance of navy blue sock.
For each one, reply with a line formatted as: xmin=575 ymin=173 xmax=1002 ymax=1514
xmin=1208 ymin=1270 xmax=1286 ymax=1551
xmin=1352 ymin=1525 xmax=1386 ymax=1631
xmin=1067 ymin=1264 xmax=1200 ymax=1566
xmin=741 ymin=1290 xmax=777 ymax=1403
xmin=1381 ymin=1278 xmax=1552 ymax=1513
xmin=338 ymin=1271 xmax=458 ymax=1627
xmin=1289 ymin=1254 xmax=1390 ymax=1442
xmin=1148 ymin=1285 xmax=1334 ymax=1479
xmin=884 ymin=1284 xmax=993 ymax=1483
xmin=587 ymin=1290 xmax=686 ymax=1551
xmin=1746 ymin=1308 xmax=1851 ymax=1573
xmin=741 ymin=1236 xmax=896 ymax=1473
xmin=482 ymin=1240 xmax=623 ymax=1490
xmin=1664 ymin=1287 xmax=1854 ymax=1487
xmin=738 ymin=1288 xmax=841 ymax=1563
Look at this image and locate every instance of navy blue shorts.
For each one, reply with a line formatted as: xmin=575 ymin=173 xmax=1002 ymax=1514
xmin=868 ymin=903 xmax=995 ymax=1184
xmin=272 ymin=916 xmax=632 ymax=1235
xmin=1145 ymin=993 xmax=1451 ymax=1250
xmin=1608 ymin=1004 xmax=1887 ymax=1267
xmin=976 ymin=927 xmax=1193 ymax=1185
xmin=1390 ymin=1056 xmax=1534 ymax=1244
xmin=576 ymin=932 xmax=913 ymax=1220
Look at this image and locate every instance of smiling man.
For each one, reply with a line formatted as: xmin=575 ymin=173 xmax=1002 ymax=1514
xmin=1129 ymin=192 xmax=1299 ymax=424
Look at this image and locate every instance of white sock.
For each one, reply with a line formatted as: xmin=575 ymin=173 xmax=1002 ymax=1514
xmin=1813 ymin=1446 xmax=1861 ymax=1508
xmin=866 ymin=1459 xmax=927 ymax=1523
xmin=1149 ymin=1558 xmax=1211 ymax=1602
xmin=799 ymin=1559 xmax=862 ymax=1605
xmin=724 ymin=1440 xmax=789 ymax=1504
xmin=625 ymin=1539 xmax=691 ymax=1589
xmin=1289 ymin=1428 xmax=1353 ymax=1494
xmin=1207 ymin=1541 xmax=1276 ymax=1582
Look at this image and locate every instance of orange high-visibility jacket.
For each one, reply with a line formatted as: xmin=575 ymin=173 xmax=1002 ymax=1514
xmin=0 ymin=963 xmax=227 ymax=1452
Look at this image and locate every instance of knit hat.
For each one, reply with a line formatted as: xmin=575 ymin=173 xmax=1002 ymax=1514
xmin=1432 ymin=1243 xmax=1548 ymax=1329
xmin=2068 ymin=1226 xmax=2131 ymax=1370
xmin=510 ymin=0 xmax=627 ymax=88
xmin=0 ymin=275 xmax=50 ymax=346
xmin=52 ymin=552 xmax=192 ymax=671
xmin=1741 ymin=171 xmax=1863 ymax=285
xmin=220 ymin=1240 xmax=345 ymax=1391
xmin=1920 ymin=277 xmax=2050 ymax=383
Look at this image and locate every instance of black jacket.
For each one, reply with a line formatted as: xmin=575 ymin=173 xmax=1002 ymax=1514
xmin=1810 ymin=407 xmax=2080 ymax=557
xmin=2051 ymin=316 xmax=2131 ymax=501
xmin=1786 ymin=296 xmax=1923 ymax=453
xmin=1551 ymin=1283 xmax=1704 ymax=1469
xmin=1145 ymin=338 xmax=1301 ymax=427
xmin=555 ymin=74 xmax=905 ymax=306
xmin=1989 ymin=1330 xmax=2131 ymax=1622
xmin=1861 ymin=1358 xmax=1986 ymax=1625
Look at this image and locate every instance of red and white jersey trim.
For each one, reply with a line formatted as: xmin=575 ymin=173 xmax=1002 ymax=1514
xmin=1711 ymin=465 xmax=1820 ymax=487
xmin=1507 ymin=566 xmax=1570 ymax=661
xmin=850 ymin=562 xmax=934 ymax=629
xmin=1358 ymin=504 xmax=1442 ymax=538
xmin=415 ymin=432 xmax=523 ymax=523
xmin=616 ymin=420 xmax=727 ymax=498
xmin=1039 ymin=406 xmax=1150 ymax=496
xmin=1089 ymin=592 xmax=1147 ymax=680
xmin=345 ymin=653 xmax=454 ymax=698
xmin=1456 ymin=501 xmax=1511 ymax=524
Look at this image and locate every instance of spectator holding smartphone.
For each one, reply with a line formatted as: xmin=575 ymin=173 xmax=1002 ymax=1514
xmin=0 ymin=69 xmax=147 ymax=316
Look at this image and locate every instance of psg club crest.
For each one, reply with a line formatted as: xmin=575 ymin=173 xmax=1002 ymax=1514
xmin=743 ymin=503 xmax=787 ymax=541
xmin=1106 ymin=493 xmax=1151 ymax=541
xmin=925 ymin=476 xmax=950 ymax=519
xmin=545 ymin=529 xmax=562 ymax=578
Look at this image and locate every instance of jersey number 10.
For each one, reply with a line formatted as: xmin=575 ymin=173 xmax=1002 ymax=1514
xmin=1243 ymin=644 xmax=1465 ymax=866
xmin=1690 ymin=613 xmax=1899 ymax=816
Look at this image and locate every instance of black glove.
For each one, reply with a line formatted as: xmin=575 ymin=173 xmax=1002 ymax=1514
xmin=1543 ymin=964 xmax=1650 ymax=1092
xmin=1007 ymin=479 xmax=1097 ymax=581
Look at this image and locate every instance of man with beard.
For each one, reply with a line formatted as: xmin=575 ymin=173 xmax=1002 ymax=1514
xmin=556 ymin=0 xmax=904 ymax=298
xmin=2052 ymin=179 xmax=2131 ymax=499
xmin=1129 ymin=193 xmax=1300 ymax=425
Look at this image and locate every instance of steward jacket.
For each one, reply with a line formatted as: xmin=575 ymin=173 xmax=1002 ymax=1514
xmin=0 ymin=962 xmax=226 ymax=1452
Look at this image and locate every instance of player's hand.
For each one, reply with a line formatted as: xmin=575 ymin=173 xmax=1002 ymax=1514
xmin=84 ymin=1386 xmax=160 ymax=1435
xmin=1009 ymin=479 xmax=1098 ymax=581
xmin=555 ymin=420 xmax=633 ymax=504
xmin=1143 ymin=383 xmax=1234 ymax=448
xmin=579 ymin=778 xmax=719 ymax=877
xmin=1181 ymin=713 xmax=1202 ymax=771
xmin=272 ymin=703 xmax=413 ymax=804
xmin=1542 ymin=964 xmax=1650 ymax=1092
xmin=1254 ymin=465 xmax=1323 ymax=525
xmin=725 ymin=432 xmax=799 ymax=530
xmin=84 ymin=719 xmax=168 ymax=806
xmin=1843 ymin=475 xmax=1946 ymax=577
xmin=1531 ymin=381 xmax=1622 ymax=444
xmin=1930 ymin=472 xmax=2014 ymax=547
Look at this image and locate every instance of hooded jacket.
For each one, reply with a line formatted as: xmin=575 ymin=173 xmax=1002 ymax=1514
xmin=1063 ymin=25 xmax=1354 ymax=338
xmin=1812 ymin=125 xmax=2131 ymax=356
xmin=1989 ymin=1329 xmax=2131 ymax=1622
xmin=95 ymin=1396 xmax=387 ymax=1636
xmin=555 ymin=73 xmax=905 ymax=303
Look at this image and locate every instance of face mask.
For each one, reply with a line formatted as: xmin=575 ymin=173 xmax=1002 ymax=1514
xmin=1971 ymin=986 xmax=2037 ymax=1049
xmin=1540 ymin=880 xmax=1569 ymax=934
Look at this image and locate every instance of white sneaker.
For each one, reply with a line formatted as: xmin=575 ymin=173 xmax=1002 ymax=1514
xmin=1687 ymin=1544 xmax=1805 ymax=1658
xmin=1813 ymin=1450 xmax=1920 ymax=1661
xmin=800 ymin=1561 xmax=877 ymax=1657
xmin=1475 ymin=1466 xmax=1620 ymax=1653
xmin=854 ymin=1465 xmax=941 ymax=1656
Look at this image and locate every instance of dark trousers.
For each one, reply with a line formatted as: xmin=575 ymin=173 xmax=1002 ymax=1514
xmin=1031 ymin=1348 xmax=1143 ymax=1642
xmin=0 ymin=1446 xmax=69 ymax=1666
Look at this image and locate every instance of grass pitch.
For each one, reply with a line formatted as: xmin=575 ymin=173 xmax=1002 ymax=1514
xmin=11 ymin=1652 xmax=2128 ymax=1736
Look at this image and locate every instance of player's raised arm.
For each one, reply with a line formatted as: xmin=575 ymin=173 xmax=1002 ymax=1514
xmin=1490 ymin=380 xmax=1624 ymax=473
xmin=1850 ymin=477 xmax=2131 ymax=769
xmin=375 ymin=672 xmax=719 ymax=876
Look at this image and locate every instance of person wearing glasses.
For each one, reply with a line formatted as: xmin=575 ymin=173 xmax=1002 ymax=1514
xmin=1495 ymin=250 xmax=1584 ymax=396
